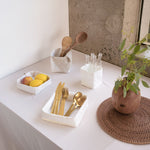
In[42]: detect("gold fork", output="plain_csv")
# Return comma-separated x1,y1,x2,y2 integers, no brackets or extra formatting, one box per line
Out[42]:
58,88,69,115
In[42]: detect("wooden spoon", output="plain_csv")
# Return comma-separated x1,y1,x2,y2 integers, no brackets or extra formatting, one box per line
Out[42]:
60,36,72,57
62,32,88,57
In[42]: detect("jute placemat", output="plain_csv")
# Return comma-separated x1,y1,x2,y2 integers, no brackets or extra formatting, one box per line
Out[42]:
97,97,150,144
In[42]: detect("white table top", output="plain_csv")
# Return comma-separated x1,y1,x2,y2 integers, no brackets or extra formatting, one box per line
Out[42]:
0,50,150,150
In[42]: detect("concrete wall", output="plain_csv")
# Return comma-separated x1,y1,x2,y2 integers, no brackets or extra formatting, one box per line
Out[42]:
69,0,142,66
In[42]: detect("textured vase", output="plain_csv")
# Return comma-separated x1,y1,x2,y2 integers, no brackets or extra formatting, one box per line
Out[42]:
112,87,141,114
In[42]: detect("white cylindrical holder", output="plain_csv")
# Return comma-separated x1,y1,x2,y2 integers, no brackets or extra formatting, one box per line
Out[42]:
80,64,103,89
50,48,72,73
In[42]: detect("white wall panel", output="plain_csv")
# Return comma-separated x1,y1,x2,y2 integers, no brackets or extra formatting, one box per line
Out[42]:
0,0,69,78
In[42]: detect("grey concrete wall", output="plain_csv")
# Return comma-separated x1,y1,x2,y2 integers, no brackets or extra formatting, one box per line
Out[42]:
69,0,142,66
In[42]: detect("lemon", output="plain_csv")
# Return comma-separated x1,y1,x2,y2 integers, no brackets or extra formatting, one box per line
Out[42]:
29,79,43,87
35,74,48,82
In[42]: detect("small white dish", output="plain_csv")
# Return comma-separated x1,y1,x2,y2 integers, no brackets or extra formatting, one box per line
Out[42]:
41,92,88,127
17,71,51,94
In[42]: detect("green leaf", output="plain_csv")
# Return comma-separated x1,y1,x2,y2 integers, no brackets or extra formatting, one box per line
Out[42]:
128,54,135,62
130,85,138,94
147,33,150,40
126,82,131,91
138,65,146,73
121,49,129,60
129,44,135,51
134,83,140,91
135,73,140,86
136,79,139,86
127,72,135,82
133,45,140,54
114,80,122,92
139,37,146,43
130,84,139,94
123,86,127,98
142,80,150,88
119,39,126,51
137,48,147,54
129,60,136,65
121,66,126,76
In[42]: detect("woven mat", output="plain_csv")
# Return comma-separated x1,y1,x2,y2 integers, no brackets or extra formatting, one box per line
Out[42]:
97,97,150,144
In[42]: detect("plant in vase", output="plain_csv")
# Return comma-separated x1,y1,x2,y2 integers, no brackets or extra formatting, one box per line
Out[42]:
112,33,150,114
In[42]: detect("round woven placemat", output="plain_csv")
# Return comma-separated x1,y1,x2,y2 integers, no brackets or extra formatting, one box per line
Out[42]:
97,96,150,144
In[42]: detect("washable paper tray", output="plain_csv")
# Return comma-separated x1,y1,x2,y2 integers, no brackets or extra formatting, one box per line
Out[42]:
41,92,88,127
17,71,51,94
50,48,72,73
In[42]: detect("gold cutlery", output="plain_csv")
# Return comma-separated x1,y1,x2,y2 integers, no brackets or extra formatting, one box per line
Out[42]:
65,95,87,116
51,82,62,113
65,92,82,116
58,88,69,115
51,82,65,114
54,82,65,114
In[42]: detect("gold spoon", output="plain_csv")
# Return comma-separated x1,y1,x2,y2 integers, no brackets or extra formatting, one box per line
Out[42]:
65,92,82,116
60,36,72,57
65,95,87,116
63,32,88,56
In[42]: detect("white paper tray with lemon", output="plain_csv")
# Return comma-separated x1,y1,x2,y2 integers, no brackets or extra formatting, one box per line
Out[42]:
17,71,51,94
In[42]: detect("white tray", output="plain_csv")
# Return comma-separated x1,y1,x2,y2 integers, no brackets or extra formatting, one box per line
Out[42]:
17,71,51,94
41,92,88,127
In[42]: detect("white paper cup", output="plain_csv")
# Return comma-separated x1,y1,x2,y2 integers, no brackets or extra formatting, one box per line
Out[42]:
50,48,72,73
80,64,103,89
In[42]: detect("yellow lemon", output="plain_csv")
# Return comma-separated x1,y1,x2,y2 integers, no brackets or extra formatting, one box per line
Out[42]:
35,74,48,82
29,79,43,87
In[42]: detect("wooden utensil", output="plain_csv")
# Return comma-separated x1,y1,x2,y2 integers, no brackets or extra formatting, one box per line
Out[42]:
62,32,88,57
60,36,72,57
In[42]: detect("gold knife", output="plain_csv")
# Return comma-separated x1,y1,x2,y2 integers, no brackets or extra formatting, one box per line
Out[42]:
51,82,62,113
54,82,65,114
59,88,69,115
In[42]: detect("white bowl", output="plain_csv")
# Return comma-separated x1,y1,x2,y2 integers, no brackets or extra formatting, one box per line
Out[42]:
41,92,88,127
17,71,51,94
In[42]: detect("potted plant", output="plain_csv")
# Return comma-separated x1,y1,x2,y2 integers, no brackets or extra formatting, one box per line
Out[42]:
112,33,150,114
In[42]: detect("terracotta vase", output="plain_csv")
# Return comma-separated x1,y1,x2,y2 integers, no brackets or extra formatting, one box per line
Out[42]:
112,87,141,114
